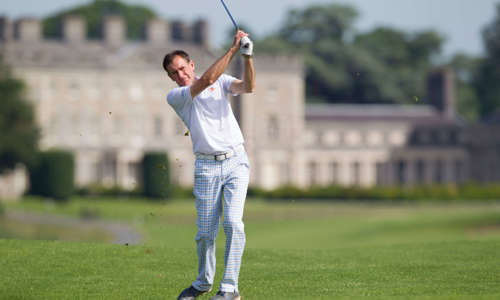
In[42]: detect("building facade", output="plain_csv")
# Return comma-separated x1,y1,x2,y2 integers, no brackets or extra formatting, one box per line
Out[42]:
0,16,497,198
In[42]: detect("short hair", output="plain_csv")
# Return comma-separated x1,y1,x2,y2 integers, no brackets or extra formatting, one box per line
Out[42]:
162,50,191,73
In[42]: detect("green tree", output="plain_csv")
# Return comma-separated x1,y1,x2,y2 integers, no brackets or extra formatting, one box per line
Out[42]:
278,4,358,45
474,4,500,118
354,28,443,104
449,53,480,122
256,3,444,104
43,0,156,40
0,58,39,174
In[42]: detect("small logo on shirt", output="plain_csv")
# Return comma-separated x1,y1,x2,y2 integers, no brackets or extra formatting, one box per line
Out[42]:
209,86,216,92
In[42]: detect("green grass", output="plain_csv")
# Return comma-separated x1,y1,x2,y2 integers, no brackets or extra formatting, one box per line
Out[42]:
1,198,500,299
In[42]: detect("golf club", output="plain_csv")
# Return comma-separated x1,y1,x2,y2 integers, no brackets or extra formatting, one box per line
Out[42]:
220,0,239,30
219,0,251,49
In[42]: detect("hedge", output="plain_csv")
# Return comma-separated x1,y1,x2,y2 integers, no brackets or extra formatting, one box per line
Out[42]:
142,152,171,199
29,150,74,201
247,183,500,202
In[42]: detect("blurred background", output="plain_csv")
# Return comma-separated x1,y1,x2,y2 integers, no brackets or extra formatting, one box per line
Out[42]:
1,0,500,198
0,0,500,241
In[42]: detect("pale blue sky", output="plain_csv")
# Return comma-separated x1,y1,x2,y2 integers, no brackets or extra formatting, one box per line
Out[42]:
1,0,498,58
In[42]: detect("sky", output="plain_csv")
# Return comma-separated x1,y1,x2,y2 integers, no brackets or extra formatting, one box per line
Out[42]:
1,0,498,58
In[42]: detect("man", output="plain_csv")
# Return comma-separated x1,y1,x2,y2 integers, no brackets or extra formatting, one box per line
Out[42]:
163,30,255,300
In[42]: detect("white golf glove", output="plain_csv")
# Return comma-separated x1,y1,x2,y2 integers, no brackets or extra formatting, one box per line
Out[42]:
240,36,253,57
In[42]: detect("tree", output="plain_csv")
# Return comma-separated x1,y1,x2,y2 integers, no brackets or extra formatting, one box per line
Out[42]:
43,0,156,40
256,3,444,104
354,28,443,104
449,53,480,122
0,58,39,174
278,4,358,45
474,4,500,119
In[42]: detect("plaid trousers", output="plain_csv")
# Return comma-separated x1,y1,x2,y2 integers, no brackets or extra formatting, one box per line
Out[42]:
192,149,250,293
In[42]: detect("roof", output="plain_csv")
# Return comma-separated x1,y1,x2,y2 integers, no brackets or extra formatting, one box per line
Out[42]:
0,40,216,70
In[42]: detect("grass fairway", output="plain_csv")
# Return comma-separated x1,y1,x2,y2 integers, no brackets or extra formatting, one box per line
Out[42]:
1,198,500,299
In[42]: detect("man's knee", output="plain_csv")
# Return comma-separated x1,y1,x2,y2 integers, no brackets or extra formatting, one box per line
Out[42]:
196,230,217,242
223,217,244,232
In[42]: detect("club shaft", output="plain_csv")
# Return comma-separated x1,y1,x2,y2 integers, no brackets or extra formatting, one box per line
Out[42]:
220,0,238,30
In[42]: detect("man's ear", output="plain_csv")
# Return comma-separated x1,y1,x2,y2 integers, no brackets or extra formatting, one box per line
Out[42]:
190,60,195,71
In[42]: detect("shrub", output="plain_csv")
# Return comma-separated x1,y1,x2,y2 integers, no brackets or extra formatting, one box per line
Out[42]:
255,183,500,202
76,184,142,198
142,152,171,199
29,150,74,201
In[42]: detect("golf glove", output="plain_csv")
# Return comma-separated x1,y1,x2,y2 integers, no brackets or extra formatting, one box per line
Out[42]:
240,36,253,57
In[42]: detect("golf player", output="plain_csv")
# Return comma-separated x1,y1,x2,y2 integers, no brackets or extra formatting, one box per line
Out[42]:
163,30,254,300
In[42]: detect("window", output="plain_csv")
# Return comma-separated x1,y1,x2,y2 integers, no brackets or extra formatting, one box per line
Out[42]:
68,80,81,101
266,84,278,102
154,117,163,137
113,116,123,135
367,130,383,147
329,161,339,184
308,161,318,186
127,162,141,185
129,84,144,101
280,162,290,185
454,160,463,183
346,130,362,146
322,131,340,147
396,160,407,184
268,115,279,140
351,161,361,185
376,162,385,185
434,159,444,183
415,159,426,184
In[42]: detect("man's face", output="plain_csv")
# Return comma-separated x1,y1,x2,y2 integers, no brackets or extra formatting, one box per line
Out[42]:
166,55,195,86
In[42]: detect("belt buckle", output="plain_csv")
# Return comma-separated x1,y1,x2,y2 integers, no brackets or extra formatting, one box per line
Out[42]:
215,153,226,161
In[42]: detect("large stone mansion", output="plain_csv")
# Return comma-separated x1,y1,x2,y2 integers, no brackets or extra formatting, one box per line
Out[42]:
0,15,498,198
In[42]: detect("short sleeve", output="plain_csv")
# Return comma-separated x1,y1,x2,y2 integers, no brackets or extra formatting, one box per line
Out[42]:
219,74,238,95
167,86,192,113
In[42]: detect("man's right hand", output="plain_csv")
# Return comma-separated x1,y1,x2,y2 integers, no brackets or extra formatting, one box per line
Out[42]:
240,36,253,57
232,30,248,49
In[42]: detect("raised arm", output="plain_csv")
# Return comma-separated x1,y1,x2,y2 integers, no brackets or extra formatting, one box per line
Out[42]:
190,30,248,99
230,56,255,94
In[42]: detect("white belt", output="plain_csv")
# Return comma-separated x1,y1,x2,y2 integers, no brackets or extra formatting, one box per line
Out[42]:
196,150,235,161
195,145,244,161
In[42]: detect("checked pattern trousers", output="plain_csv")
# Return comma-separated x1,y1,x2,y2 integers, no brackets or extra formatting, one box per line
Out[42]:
192,150,250,293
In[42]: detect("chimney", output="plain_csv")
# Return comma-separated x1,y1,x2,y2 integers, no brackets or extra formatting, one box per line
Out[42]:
427,67,456,120
144,18,169,44
171,21,191,42
192,19,208,47
0,16,12,42
62,15,86,43
13,18,41,42
102,16,125,47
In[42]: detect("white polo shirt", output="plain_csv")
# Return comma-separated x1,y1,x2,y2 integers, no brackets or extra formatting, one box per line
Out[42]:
167,74,244,155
